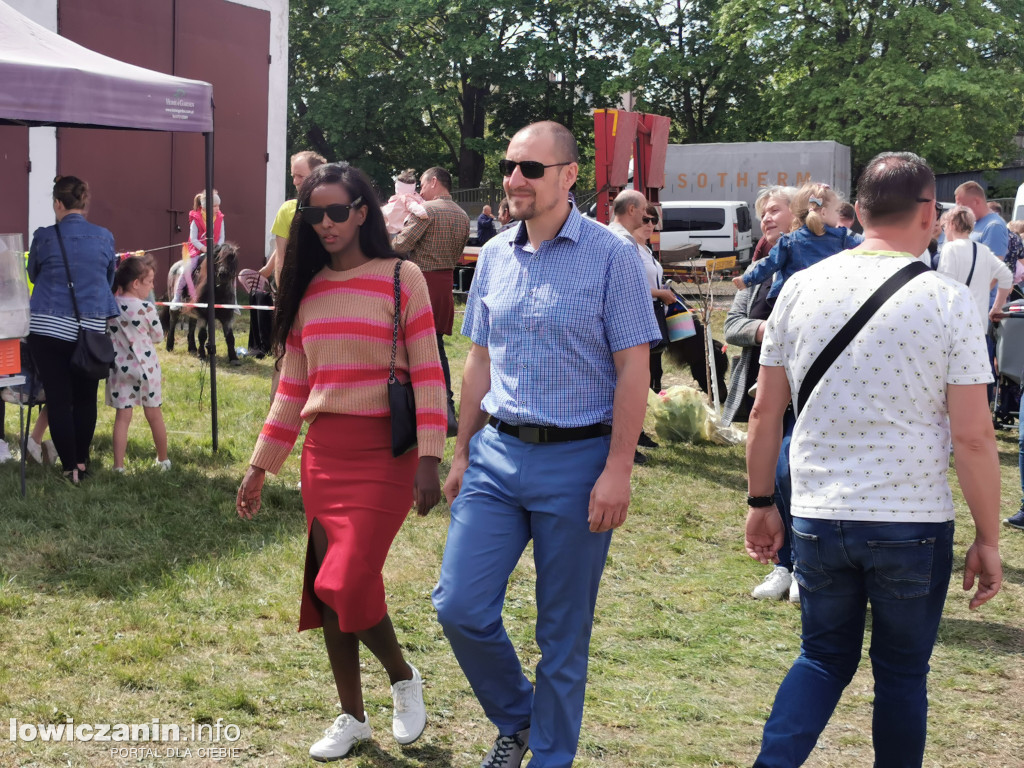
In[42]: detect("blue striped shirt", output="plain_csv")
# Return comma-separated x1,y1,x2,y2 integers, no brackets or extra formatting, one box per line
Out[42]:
462,205,661,427
30,314,106,342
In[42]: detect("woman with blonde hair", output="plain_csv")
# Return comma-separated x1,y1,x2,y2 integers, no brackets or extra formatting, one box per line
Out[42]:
733,182,860,300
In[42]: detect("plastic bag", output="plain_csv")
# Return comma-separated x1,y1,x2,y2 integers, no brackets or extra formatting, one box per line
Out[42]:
646,385,746,446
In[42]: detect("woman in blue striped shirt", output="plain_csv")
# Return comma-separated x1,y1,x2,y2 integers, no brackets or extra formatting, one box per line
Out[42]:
27,176,119,484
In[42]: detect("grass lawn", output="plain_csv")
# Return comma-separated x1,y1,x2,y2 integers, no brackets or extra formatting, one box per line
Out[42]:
1,310,1022,768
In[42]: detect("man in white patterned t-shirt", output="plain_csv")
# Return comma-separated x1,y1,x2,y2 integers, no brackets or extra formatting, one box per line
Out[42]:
742,152,1003,768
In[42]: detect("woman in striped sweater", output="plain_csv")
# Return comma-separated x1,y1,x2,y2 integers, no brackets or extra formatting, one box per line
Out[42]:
236,163,446,760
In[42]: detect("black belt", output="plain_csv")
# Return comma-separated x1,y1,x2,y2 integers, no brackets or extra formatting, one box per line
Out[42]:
488,417,612,444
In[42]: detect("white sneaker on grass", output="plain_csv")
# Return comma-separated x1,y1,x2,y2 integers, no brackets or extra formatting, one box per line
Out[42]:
155,458,171,471
26,437,44,464
309,713,371,762
41,439,59,465
391,664,426,745
482,727,530,768
789,576,800,604
0,440,12,463
751,565,792,600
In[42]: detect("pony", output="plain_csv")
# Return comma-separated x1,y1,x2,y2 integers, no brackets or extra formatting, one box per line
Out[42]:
162,242,241,365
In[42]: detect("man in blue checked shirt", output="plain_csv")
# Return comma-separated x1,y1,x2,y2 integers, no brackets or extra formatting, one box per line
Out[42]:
432,121,662,768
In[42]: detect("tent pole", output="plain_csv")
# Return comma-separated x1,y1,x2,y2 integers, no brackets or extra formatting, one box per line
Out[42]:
205,130,218,452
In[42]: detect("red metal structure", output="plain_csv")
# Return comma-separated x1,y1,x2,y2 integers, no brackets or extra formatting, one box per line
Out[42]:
593,109,671,224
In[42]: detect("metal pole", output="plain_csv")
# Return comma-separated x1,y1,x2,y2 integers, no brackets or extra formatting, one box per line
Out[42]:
204,130,218,451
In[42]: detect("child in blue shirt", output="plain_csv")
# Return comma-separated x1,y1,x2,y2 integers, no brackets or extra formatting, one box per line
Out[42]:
733,183,862,299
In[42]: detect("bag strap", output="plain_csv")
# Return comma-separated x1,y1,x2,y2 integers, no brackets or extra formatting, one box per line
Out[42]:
966,241,977,286
54,222,83,323
388,259,402,384
795,260,929,416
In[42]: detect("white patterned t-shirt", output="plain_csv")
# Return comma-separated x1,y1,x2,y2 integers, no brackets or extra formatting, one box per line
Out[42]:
760,250,992,522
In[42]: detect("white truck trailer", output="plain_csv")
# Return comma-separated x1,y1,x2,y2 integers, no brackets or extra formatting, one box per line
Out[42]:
662,140,852,237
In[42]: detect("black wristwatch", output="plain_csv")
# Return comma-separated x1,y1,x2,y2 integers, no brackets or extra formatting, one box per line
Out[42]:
746,494,776,508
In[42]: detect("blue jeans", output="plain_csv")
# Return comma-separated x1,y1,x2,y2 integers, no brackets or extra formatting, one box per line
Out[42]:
432,426,614,768
773,408,796,570
754,517,954,768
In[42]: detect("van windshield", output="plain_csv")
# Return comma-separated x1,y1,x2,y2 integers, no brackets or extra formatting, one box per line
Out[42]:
662,207,726,232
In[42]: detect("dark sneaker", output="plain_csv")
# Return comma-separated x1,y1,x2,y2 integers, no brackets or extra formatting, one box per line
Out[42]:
1004,507,1024,531
638,431,659,449
633,450,648,466
482,727,529,768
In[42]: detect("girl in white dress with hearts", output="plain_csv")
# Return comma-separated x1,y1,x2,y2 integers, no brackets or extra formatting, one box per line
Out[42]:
105,254,170,472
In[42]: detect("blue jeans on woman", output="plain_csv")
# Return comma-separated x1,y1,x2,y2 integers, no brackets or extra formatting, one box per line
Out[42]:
753,517,954,768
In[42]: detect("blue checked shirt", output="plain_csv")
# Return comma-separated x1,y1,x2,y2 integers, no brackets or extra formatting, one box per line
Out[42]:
462,205,661,427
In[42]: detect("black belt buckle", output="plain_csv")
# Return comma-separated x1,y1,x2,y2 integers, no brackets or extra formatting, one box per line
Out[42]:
518,426,543,443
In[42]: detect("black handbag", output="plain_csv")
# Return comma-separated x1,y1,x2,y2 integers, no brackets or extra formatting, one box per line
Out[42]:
387,260,417,457
652,299,669,352
55,223,115,380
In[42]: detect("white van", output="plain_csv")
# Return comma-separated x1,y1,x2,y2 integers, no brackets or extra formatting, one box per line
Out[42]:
658,201,754,264
1013,183,1024,221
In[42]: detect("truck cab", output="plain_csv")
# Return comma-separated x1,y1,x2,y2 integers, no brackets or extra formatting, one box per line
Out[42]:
658,201,754,264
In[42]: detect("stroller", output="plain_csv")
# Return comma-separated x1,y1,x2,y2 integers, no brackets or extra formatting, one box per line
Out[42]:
994,299,1024,428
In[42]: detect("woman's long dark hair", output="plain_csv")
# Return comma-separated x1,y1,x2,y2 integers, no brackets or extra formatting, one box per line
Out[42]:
271,162,402,366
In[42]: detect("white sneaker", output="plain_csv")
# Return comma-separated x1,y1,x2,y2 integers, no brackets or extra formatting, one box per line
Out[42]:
751,565,792,600
391,664,426,745
26,437,44,464
789,576,800,604
482,727,530,768
155,458,172,471
0,440,12,464
309,713,371,762
42,440,59,465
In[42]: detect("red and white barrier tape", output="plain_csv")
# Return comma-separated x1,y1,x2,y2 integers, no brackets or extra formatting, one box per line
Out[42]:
154,301,274,311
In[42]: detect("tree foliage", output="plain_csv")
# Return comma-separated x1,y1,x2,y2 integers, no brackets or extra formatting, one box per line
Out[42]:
287,0,1024,195
715,0,1024,175
288,0,624,192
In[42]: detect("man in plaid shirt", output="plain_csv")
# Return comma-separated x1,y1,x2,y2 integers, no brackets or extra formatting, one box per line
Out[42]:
393,167,470,436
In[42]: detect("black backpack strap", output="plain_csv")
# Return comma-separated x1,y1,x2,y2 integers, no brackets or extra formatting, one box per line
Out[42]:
795,260,929,416
966,241,977,286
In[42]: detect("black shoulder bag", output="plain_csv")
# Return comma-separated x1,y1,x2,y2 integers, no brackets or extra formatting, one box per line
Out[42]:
795,260,929,416
966,242,977,286
55,222,116,380
388,260,418,457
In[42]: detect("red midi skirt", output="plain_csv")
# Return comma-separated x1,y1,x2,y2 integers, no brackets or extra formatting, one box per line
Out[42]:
298,413,418,633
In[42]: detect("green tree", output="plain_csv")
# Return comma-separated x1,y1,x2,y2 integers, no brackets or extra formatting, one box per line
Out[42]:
611,0,764,144
717,0,1024,175
287,0,625,192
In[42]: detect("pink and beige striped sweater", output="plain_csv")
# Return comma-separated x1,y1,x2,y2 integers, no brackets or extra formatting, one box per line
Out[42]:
250,257,446,473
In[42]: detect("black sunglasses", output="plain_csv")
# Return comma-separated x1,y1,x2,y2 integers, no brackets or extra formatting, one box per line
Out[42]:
298,196,363,226
498,159,572,179
642,216,659,225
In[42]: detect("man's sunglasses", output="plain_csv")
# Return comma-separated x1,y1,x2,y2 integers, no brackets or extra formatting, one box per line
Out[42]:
298,197,363,225
642,216,659,225
498,159,572,179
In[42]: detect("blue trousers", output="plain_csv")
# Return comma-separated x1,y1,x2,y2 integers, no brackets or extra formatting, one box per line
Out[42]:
433,426,614,768
754,518,954,768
